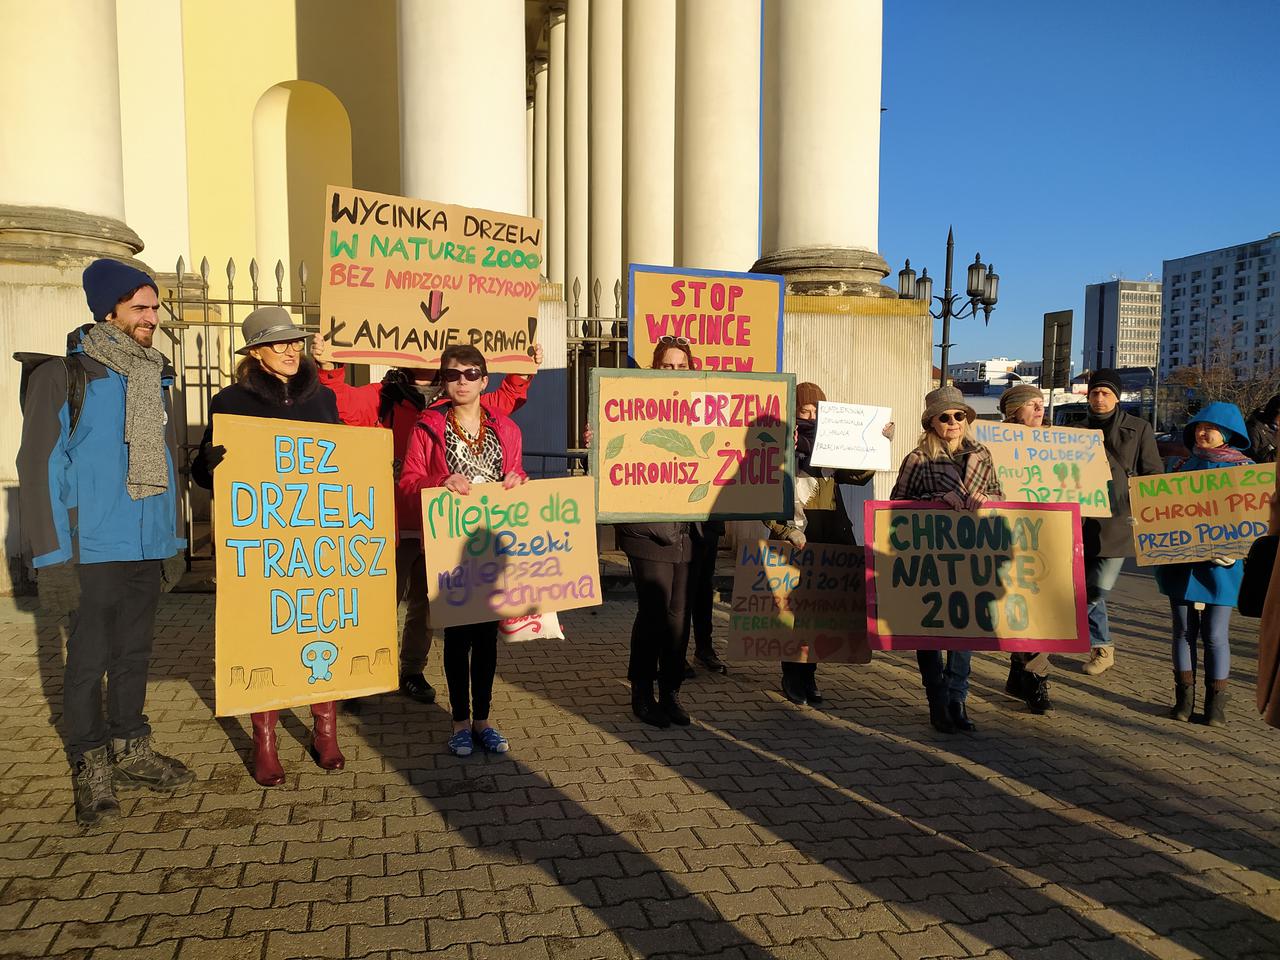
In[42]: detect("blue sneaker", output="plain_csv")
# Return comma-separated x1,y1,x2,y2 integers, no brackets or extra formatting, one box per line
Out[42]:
448,729,474,757
473,726,509,754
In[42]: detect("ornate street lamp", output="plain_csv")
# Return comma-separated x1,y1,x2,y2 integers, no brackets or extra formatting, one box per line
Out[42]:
897,227,998,386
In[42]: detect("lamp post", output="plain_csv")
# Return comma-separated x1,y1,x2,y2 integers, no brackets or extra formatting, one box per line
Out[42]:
897,227,999,386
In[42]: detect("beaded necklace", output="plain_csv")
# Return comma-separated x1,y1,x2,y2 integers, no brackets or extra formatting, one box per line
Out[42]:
447,407,488,456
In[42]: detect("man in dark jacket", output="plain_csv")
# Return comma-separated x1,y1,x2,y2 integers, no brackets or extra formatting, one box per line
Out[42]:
17,259,195,827
1080,368,1164,676
1245,395,1280,464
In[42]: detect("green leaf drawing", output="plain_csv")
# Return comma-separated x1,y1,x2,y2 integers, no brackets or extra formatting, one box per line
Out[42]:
688,482,710,503
640,428,698,458
756,431,777,444
700,430,716,454
604,434,625,460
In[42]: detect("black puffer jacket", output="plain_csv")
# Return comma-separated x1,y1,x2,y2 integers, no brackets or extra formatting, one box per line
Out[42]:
192,357,339,489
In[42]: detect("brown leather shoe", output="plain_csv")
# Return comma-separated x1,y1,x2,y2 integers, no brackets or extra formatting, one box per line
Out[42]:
251,711,285,787
309,701,346,770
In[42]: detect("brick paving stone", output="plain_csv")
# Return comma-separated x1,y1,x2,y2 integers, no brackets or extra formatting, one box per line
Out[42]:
265,927,348,959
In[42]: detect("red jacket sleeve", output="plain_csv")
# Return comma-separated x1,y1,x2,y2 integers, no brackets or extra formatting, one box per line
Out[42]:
398,416,449,497
317,364,383,427
481,373,531,417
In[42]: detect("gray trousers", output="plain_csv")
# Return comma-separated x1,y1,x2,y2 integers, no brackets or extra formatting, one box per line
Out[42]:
63,560,161,763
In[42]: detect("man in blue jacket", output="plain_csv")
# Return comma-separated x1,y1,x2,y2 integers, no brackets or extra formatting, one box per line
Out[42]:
17,258,195,827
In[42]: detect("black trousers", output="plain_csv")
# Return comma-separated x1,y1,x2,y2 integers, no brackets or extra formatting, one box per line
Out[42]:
626,555,691,695
688,528,721,653
781,661,817,681
443,622,498,722
63,559,162,763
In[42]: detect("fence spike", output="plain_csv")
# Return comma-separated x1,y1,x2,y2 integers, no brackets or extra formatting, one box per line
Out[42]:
249,258,259,283
175,255,185,278
298,261,309,285
592,278,602,314
572,276,582,312
614,279,623,316
275,260,286,286
225,258,236,283
199,257,210,282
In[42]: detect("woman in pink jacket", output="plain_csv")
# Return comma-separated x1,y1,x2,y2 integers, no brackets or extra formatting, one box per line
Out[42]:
398,345,527,756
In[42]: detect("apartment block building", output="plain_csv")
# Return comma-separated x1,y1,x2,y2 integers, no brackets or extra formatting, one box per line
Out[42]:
1083,280,1162,372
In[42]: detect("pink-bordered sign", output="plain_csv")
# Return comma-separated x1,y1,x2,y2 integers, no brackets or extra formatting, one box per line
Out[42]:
862,500,1088,653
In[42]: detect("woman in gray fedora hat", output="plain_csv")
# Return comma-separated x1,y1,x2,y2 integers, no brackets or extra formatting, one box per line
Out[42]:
891,385,1003,735
192,306,347,786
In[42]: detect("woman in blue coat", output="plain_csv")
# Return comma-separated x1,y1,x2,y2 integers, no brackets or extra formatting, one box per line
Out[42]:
1155,402,1252,726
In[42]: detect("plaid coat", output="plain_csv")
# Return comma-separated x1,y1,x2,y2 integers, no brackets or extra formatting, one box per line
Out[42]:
890,441,1004,502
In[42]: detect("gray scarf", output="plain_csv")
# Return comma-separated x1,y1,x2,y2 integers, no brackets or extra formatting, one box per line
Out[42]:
80,323,170,500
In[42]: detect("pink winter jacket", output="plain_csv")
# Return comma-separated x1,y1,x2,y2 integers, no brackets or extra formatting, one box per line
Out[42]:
398,407,527,500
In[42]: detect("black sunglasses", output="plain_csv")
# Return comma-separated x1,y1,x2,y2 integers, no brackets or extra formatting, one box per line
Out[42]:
441,367,484,383
935,412,966,424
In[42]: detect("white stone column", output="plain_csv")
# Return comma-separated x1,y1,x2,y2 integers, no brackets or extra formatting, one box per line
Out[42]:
546,6,567,286
526,92,535,218
755,0,891,296
0,0,145,592
676,0,762,271
623,0,677,271
589,0,623,317
533,57,549,236
565,0,590,312
397,0,526,214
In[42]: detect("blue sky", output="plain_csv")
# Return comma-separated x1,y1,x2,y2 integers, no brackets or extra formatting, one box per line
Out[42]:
879,0,1280,372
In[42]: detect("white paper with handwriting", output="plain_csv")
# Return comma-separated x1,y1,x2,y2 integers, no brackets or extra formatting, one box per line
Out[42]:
808,402,892,472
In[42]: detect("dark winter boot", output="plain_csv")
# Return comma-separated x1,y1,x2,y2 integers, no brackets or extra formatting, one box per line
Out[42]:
251,711,285,787
780,667,808,705
1204,687,1229,727
112,736,195,792
73,746,120,827
927,695,956,734
1025,676,1053,715
631,685,670,728
1005,660,1030,698
1169,683,1194,722
947,700,977,732
309,702,346,770
658,689,691,726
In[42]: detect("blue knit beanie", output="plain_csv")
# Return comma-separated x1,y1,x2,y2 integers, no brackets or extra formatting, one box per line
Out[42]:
82,259,158,322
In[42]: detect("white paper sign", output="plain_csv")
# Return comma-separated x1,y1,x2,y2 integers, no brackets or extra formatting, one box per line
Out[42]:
809,402,892,471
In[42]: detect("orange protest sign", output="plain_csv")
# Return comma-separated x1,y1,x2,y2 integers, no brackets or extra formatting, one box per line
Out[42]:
628,264,784,372
421,477,602,628
213,415,398,716
320,185,542,374
590,369,796,522
725,540,871,663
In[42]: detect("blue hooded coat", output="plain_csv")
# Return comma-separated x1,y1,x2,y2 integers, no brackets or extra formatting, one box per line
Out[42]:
16,325,185,568
1153,401,1253,606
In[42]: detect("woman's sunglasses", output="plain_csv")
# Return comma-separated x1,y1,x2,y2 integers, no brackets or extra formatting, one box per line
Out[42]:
658,335,690,345
441,367,484,383
934,411,966,424
266,339,305,354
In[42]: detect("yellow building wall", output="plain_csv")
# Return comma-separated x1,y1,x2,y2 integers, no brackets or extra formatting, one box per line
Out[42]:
180,0,399,293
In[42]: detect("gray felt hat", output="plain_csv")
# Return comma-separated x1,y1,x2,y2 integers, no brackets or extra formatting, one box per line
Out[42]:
237,306,308,354
920,385,976,429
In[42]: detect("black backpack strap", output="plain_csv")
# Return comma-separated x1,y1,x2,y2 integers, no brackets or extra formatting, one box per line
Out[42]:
63,355,87,437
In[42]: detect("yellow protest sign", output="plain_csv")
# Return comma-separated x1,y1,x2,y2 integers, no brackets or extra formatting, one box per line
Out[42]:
972,422,1112,517
865,501,1088,652
320,185,542,374
628,264,784,372
590,369,796,522
1130,463,1274,565
213,415,398,716
421,476,602,627
725,540,871,663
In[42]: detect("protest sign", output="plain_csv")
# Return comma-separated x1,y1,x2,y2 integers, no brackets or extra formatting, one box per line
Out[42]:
628,264,784,372
809,401,893,472
320,184,541,374
421,476,601,627
864,501,1088,652
1130,463,1274,565
725,540,871,664
972,421,1112,517
591,369,795,522
213,415,397,716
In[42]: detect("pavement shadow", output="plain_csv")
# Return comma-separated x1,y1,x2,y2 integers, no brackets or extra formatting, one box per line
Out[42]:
499,621,1280,959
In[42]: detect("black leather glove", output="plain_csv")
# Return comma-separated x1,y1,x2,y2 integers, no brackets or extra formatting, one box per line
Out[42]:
204,444,227,471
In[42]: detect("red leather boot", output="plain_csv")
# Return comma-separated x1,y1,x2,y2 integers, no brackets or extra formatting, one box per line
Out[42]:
309,701,345,770
251,711,285,786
